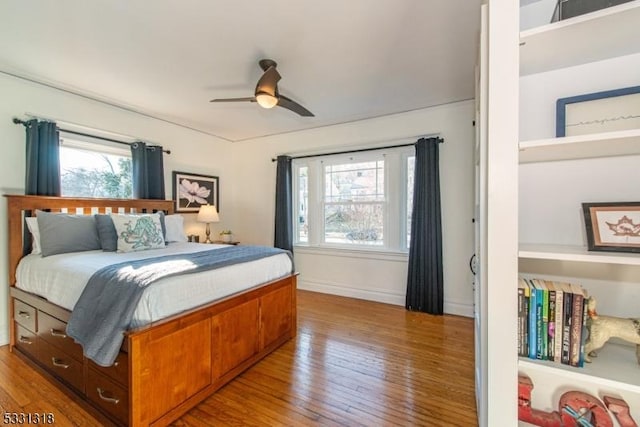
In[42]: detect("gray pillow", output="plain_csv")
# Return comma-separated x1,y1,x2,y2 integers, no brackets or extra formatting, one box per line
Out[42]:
95,214,118,251
96,212,167,251
157,211,167,243
37,210,101,257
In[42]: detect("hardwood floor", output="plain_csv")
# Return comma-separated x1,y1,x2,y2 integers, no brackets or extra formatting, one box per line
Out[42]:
0,290,477,426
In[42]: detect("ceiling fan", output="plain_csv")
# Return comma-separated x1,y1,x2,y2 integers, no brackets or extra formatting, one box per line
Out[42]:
210,59,314,117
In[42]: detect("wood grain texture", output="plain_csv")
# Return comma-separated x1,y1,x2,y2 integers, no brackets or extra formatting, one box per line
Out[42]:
0,290,477,426
5,195,297,426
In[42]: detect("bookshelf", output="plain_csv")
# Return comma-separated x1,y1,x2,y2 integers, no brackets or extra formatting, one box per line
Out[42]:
519,129,640,163
514,1,640,425
520,342,640,394
519,244,640,266
519,1,640,75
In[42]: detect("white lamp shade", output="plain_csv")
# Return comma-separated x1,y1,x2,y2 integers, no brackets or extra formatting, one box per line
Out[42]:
197,204,219,223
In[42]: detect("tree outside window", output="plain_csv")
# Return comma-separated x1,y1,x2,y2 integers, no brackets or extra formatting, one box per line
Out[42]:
60,143,132,199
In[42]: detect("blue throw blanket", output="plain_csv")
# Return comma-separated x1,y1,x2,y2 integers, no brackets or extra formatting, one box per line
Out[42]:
66,245,293,367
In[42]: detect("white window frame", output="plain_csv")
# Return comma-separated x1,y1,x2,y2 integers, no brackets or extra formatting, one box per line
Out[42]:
60,132,132,157
293,145,414,253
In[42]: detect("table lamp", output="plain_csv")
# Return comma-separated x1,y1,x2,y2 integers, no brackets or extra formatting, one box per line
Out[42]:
197,204,219,243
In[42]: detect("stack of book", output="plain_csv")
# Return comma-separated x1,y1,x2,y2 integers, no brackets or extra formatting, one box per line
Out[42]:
517,278,589,367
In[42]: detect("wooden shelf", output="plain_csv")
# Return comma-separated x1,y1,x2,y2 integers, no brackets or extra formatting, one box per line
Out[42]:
519,129,640,163
520,1,640,76
519,243,640,266
515,1,640,422
519,343,640,394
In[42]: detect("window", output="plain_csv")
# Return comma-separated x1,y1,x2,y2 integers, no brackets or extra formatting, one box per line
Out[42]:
59,134,133,198
293,146,415,252
324,159,385,245
406,155,415,245
297,166,309,243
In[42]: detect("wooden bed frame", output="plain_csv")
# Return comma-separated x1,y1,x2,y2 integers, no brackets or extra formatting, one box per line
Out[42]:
5,195,297,426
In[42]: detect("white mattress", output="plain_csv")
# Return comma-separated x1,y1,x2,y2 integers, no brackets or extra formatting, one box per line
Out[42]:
16,243,293,328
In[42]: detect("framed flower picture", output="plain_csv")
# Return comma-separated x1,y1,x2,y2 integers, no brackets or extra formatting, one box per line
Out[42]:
172,171,219,213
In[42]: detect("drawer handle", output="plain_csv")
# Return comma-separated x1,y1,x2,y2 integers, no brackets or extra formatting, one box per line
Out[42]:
51,357,70,369
18,311,31,319
49,328,67,338
18,336,33,344
97,388,120,405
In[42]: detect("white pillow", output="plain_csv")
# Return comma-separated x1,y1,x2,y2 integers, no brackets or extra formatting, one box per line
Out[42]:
111,213,165,253
164,214,188,243
25,217,41,255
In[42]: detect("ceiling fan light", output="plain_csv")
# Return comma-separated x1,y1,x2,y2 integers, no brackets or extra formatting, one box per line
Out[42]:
256,93,278,109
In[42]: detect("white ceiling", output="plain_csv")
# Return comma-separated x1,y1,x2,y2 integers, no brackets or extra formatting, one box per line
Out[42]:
0,1,481,142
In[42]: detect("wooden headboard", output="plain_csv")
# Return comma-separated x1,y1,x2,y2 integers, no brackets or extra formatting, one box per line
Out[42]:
4,195,174,286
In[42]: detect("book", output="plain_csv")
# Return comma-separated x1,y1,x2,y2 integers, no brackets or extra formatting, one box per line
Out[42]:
546,281,556,362
551,281,565,363
559,282,573,365
517,278,529,357
578,290,590,367
526,278,537,360
569,283,586,367
532,279,547,360
541,280,549,361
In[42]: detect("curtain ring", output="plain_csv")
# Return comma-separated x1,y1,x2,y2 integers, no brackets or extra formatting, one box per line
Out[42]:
132,142,139,149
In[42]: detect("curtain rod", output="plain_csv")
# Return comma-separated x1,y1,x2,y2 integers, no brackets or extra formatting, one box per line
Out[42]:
270,136,444,162
12,117,171,155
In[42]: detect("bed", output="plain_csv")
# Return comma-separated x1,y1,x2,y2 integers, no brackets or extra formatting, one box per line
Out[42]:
5,195,297,426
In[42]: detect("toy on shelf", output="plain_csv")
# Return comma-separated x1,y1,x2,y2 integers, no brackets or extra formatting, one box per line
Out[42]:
584,297,640,365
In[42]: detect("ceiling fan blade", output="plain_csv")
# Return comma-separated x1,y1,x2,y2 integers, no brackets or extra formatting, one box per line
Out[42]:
255,67,281,97
277,95,314,117
210,97,256,103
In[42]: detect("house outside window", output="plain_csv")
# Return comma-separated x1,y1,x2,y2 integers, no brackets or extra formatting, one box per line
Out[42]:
59,133,133,198
293,146,415,252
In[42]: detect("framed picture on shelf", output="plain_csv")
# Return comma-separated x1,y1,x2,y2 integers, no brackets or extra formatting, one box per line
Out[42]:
556,85,640,137
582,202,640,253
172,171,219,213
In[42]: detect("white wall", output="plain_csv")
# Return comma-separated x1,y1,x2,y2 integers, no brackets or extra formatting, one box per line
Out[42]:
520,0,557,31
231,100,476,316
0,73,233,345
0,73,476,347
520,53,640,141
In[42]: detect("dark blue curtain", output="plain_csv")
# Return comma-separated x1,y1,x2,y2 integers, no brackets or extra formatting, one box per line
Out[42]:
406,137,443,314
274,155,293,252
131,141,165,199
24,119,60,255
25,119,61,196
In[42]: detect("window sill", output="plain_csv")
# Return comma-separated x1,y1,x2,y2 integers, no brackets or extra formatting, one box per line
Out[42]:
293,245,409,262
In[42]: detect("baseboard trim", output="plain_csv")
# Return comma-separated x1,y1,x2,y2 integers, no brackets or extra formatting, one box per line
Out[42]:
444,301,474,318
298,279,405,306
298,278,474,317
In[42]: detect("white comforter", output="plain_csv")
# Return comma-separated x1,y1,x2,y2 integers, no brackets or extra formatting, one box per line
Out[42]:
16,242,292,327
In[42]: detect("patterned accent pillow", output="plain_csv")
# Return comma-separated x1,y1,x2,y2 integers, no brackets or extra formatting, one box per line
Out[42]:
111,213,166,253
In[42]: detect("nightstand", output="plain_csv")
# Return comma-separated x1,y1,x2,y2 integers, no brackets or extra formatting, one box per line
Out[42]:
212,240,240,245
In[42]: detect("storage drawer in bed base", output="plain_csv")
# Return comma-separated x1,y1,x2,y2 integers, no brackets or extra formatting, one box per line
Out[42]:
87,367,129,425
38,310,84,362
9,273,297,427
14,323,38,359
35,334,85,393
